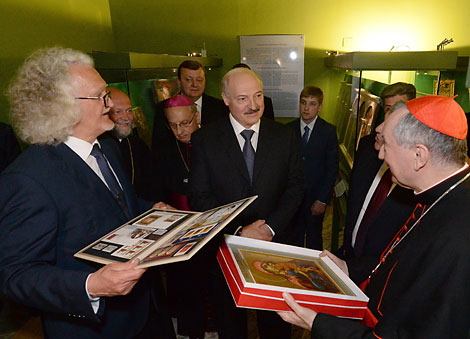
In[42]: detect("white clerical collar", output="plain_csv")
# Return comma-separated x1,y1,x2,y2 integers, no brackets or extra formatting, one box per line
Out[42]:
416,163,469,195
64,136,99,162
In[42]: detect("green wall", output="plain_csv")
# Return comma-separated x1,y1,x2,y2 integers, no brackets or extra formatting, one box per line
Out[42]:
2,0,470,124
108,0,470,123
0,0,116,123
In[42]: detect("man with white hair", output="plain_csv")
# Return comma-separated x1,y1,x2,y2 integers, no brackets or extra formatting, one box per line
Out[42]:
0,47,174,338
277,95,470,338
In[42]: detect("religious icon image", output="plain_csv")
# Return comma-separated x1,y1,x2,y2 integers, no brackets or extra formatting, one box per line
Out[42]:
136,215,161,225
153,79,179,102
143,243,185,262
238,249,346,294
130,228,152,239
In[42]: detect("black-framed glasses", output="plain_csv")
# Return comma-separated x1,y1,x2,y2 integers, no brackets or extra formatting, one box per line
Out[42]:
167,112,197,130
75,91,111,108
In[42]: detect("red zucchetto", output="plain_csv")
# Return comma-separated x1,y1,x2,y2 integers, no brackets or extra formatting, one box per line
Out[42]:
406,95,467,140
165,94,195,108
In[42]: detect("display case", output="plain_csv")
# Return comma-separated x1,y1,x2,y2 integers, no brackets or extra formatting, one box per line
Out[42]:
89,51,224,145
325,50,464,251
326,51,459,167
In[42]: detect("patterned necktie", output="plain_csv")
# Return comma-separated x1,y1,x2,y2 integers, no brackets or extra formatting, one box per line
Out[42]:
241,129,255,183
91,144,131,219
302,125,310,145
354,168,393,256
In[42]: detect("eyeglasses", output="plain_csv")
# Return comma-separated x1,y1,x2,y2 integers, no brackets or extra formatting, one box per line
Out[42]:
167,112,197,130
75,91,111,108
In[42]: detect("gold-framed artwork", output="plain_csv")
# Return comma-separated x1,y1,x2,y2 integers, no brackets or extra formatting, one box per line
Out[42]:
433,79,455,97
218,235,369,319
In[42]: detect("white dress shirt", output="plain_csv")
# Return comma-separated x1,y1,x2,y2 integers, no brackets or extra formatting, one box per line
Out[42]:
299,116,318,142
195,96,203,119
229,113,260,152
351,162,395,247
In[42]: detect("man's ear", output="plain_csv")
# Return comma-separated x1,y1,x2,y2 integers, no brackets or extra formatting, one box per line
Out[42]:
177,78,182,91
414,144,429,171
221,92,230,107
318,104,322,112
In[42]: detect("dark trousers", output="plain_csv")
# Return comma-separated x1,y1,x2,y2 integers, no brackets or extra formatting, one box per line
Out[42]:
134,300,176,339
210,259,291,339
135,270,176,339
289,199,324,250
166,251,211,337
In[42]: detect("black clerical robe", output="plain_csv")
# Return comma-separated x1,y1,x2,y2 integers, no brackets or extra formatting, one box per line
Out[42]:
311,167,470,338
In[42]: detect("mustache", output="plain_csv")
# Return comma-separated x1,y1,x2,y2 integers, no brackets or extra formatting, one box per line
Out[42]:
245,107,261,114
115,119,132,125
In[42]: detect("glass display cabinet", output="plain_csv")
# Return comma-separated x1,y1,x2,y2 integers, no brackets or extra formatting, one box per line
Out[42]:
324,50,463,251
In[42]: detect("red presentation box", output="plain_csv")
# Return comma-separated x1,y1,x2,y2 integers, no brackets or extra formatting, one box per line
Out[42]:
217,235,369,320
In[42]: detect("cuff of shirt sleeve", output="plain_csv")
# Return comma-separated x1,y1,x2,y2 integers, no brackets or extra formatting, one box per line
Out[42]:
265,224,275,236
85,274,100,314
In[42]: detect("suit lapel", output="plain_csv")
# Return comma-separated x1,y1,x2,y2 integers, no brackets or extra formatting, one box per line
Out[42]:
55,143,130,222
293,119,302,139
201,94,207,122
217,117,251,183
100,140,139,217
307,117,323,147
252,119,271,184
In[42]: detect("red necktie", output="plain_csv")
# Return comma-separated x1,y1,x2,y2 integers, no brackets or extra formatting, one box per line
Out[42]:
354,168,393,256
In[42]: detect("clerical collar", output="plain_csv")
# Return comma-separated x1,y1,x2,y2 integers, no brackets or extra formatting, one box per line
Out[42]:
415,164,470,204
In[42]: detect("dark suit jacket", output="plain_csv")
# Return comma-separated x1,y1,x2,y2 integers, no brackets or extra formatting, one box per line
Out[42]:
152,93,227,151
287,117,338,205
188,116,305,241
101,130,164,202
0,122,21,173
339,134,415,273
263,96,275,120
0,138,160,338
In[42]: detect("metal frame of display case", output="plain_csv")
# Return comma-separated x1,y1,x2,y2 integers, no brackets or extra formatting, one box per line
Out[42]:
91,51,223,84
325,51,459,252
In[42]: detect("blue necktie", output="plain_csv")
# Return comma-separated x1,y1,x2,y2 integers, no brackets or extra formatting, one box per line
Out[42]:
302,125,310,145
241,129,255,184
91,144,131,219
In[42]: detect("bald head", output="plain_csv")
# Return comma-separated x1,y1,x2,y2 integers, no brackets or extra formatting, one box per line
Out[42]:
107,87,133,139
221,68,264,128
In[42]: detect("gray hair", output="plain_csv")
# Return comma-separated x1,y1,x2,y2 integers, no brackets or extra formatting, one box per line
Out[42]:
221,68,263,97
393,102,467,167
6,47,94,145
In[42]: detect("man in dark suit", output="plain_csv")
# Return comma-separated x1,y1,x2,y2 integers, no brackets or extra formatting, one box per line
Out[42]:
188,68,305,339
102,87,163,202
337,83,417,281
287,86,338,250
152,60,227,151
278,95,470,338
0,122,21,173
0,47,174,338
